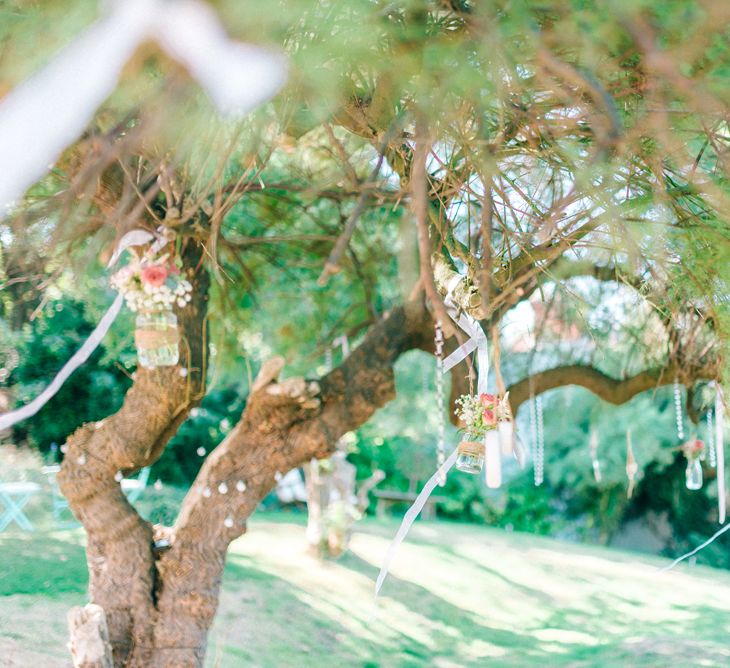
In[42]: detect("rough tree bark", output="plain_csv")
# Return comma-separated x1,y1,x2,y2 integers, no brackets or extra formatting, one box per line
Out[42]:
507,361,720,414
145,299,432,666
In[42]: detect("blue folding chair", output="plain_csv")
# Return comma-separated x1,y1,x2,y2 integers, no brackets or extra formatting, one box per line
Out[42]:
121,466,151,503
0,481,41,532
42,465,77,528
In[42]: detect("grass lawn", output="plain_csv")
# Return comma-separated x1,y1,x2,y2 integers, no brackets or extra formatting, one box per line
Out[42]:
1,512,729,667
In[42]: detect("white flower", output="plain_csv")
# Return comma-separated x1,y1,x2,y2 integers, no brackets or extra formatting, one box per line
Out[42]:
177,298,186,308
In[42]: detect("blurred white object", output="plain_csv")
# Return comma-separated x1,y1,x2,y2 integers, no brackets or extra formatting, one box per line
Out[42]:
275,469,308,504
0,0,287,215
156,1,286,115
484,430,502,489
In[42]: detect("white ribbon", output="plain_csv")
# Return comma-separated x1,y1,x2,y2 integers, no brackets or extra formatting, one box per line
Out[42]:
0,295,124,432
0,228,165,432
716,386,726,524
374,276,495,597
107,229,155,267
375,446,459,596
441,279,501,488
332,335,351,359
440,278,489,396
0,0,287,216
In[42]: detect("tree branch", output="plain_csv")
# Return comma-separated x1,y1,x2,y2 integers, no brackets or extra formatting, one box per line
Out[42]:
151,298,432,653
507,361,719,415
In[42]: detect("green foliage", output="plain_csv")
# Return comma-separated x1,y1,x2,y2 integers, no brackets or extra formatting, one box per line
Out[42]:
152,387,246,485
351,356,728,566
4,297,131,450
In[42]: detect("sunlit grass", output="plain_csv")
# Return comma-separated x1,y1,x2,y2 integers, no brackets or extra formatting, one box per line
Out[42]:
1,513,730,666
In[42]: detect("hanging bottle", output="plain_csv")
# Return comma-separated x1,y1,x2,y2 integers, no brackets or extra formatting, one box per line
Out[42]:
681,438,705,491
498,419,514,456
685,458,703,490
135,310,180,368
484,429,502,488
456,437,484,474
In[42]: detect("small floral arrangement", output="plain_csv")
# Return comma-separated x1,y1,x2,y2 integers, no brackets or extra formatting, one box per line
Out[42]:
111,249,192,312
455,392,512,438
681,438,705,462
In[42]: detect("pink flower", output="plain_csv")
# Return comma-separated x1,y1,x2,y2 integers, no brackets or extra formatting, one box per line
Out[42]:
140,265,168,287
482,408,497,425
682,438,706,460
479,393,497,408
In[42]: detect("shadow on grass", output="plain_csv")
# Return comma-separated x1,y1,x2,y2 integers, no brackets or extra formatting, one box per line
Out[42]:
221,548,536,668
216,557,364,667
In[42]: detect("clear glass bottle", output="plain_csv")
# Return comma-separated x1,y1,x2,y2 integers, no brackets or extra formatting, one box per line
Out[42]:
456,438,484,474
685,458,703,490
134,310,180,369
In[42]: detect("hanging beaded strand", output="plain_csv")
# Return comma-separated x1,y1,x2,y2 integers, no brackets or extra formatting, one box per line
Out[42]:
674,377,685,441
532,394,544,486
707,407,717,468
529,391,537,483
434,320,446,486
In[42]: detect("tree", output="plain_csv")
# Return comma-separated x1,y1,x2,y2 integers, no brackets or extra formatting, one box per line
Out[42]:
2,1,729,665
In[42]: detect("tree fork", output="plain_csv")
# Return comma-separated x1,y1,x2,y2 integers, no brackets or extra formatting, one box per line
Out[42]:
147,298,434,665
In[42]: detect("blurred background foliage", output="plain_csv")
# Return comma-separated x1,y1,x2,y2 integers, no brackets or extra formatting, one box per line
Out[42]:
3,292,726,567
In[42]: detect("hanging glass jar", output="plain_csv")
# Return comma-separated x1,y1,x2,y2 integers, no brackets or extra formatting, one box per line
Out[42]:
685,458,703,490
134,310,180,369
456,438,484,474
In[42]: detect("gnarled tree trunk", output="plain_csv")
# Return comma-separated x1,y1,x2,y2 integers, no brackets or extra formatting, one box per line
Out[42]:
59,256,433,666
